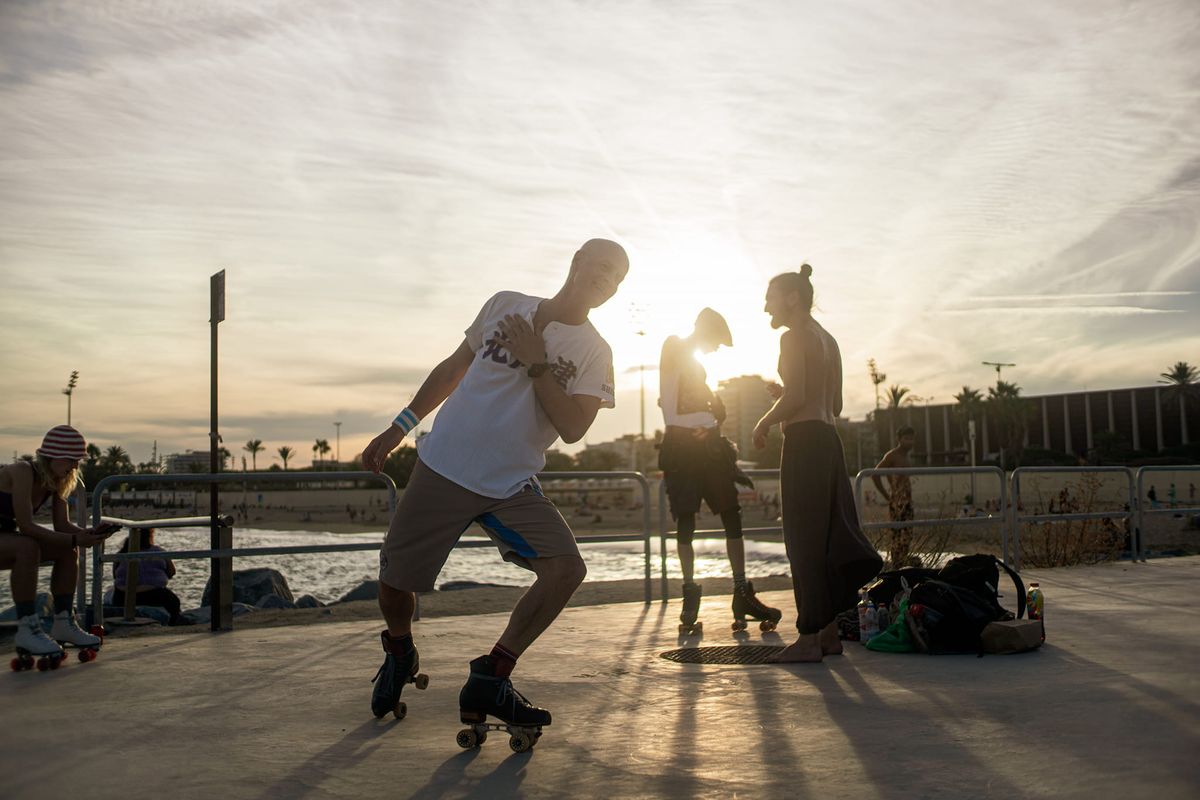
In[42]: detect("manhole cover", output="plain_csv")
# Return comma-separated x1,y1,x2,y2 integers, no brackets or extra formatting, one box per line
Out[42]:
660,646,785,665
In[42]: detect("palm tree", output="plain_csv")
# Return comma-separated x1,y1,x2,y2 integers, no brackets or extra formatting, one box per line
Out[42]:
317,438,332,467
312,440,321,469
86,443,101,464
243,439,264,471
953,386,984,452
217,446,232,471
885,384,910,442
102,445,133,473
277,445,294,471
987,380,1029,468
1159,361,1198,443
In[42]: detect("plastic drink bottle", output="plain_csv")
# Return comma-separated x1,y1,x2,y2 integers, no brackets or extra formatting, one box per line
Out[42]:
1027,582,1044,641
863,603,879,642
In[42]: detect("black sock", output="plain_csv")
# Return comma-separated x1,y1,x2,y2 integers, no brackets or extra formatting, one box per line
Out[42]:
490,643,519,678
53,594,72,614
16,601,37,619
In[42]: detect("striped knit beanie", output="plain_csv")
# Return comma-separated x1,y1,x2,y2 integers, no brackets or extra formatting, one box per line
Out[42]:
37,425,87,460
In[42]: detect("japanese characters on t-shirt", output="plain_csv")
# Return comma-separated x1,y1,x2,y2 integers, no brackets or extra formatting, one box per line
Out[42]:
418,291,616,498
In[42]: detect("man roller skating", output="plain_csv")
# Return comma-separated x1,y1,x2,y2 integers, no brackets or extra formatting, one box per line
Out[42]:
658,309,780,636
362,239,628,750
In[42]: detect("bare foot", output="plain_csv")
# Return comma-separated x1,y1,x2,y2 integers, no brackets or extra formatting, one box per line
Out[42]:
820,624,844,655
768,635,824,663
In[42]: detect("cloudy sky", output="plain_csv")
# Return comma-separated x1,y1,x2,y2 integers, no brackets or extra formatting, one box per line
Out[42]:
2,0,1198,467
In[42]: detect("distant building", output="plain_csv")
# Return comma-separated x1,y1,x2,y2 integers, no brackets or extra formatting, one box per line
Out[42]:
877,384,1193,465
164,451,210,473
717,375,774,458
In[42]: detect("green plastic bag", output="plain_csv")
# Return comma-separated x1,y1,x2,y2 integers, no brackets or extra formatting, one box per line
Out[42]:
865,598,916,653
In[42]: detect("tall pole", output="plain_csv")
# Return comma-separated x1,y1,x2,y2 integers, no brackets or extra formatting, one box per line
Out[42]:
63,370,79,426
334,421,342,465
210,270,225,633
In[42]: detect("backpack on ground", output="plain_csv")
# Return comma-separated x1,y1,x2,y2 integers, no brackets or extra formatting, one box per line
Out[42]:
905,554,1031,655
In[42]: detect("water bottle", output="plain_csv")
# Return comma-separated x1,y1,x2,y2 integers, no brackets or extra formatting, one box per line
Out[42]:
1027,582,1044,641
877,603,891,633
863,603,880,642
856,592,871,643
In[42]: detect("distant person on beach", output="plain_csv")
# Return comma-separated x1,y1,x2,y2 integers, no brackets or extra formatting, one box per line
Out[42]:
1147,485,1158,509
111,528,183,625
872,426,917,568
752,265,882,663
658,307,775,634
0,426,118,662
1167,483,1177,509
361,238,627,735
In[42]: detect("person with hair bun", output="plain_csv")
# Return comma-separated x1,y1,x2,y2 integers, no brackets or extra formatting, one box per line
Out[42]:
0,426,119,667
753,265,882,662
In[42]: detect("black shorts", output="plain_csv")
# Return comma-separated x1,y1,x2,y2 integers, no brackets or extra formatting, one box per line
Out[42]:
660,429,740,519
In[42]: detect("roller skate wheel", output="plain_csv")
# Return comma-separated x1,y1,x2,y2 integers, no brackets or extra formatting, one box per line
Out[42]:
412,672,429,690
10,657,21,672
392,701,407,720
760,620,777,632
474,727,488,746
37,657,49,672
456,729,479,749
731,620,748,632
509,732,533,753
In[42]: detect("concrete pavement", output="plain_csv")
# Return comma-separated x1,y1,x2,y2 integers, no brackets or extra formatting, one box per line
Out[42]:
2,558,1198,799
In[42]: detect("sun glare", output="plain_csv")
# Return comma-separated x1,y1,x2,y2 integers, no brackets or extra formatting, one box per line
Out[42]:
591,233,786,394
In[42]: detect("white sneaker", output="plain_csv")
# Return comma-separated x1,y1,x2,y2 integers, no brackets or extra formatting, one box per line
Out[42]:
15,614,64,657
50,610,101,648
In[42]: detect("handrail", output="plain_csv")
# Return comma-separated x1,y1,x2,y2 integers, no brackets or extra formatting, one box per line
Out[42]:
86,469,653,628
1134,465,1200,563
854,466,1010,563
89,471,398,627
1009,466,1135,571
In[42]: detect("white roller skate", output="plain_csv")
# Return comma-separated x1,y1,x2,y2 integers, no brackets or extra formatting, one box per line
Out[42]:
11,614,64,672
50,610,104,663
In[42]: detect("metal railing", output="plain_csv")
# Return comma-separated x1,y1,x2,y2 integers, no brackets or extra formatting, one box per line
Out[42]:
89,471,399,626
854,466,1010,562
87,469,653,628
1009,466,1135,571
1134,465,1200,563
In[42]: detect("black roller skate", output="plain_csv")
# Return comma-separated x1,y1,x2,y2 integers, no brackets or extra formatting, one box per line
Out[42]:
731,581,782,633
370,631,429,720
455,655,549,753
678,581,703,635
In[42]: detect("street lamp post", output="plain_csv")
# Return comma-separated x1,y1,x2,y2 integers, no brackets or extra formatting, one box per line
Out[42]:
334,421,342,466
62,370,79,425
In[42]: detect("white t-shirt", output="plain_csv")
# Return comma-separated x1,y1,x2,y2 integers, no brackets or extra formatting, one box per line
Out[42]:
659,336,717,429
417,291,616,498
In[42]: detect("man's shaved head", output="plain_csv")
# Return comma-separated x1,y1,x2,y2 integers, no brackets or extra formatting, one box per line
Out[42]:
573,238,629,276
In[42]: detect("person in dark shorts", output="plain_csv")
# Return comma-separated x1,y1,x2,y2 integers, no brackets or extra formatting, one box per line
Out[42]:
659,308,776,634
360,239,628,738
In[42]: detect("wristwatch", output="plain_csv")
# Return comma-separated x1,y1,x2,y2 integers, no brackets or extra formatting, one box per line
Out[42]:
527,362,550,379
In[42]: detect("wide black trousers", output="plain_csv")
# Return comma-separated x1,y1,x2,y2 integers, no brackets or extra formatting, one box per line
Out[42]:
781,421,883,634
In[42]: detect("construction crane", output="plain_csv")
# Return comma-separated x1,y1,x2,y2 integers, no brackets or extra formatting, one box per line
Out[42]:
982,361,1016,383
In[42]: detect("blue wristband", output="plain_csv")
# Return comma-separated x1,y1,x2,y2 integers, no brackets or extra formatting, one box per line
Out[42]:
393,408,420,435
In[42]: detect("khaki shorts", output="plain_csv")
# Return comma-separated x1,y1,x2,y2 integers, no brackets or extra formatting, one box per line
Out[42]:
379,459,581,592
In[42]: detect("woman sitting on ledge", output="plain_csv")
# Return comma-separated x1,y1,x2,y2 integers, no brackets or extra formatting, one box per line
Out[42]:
111,527,183,625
